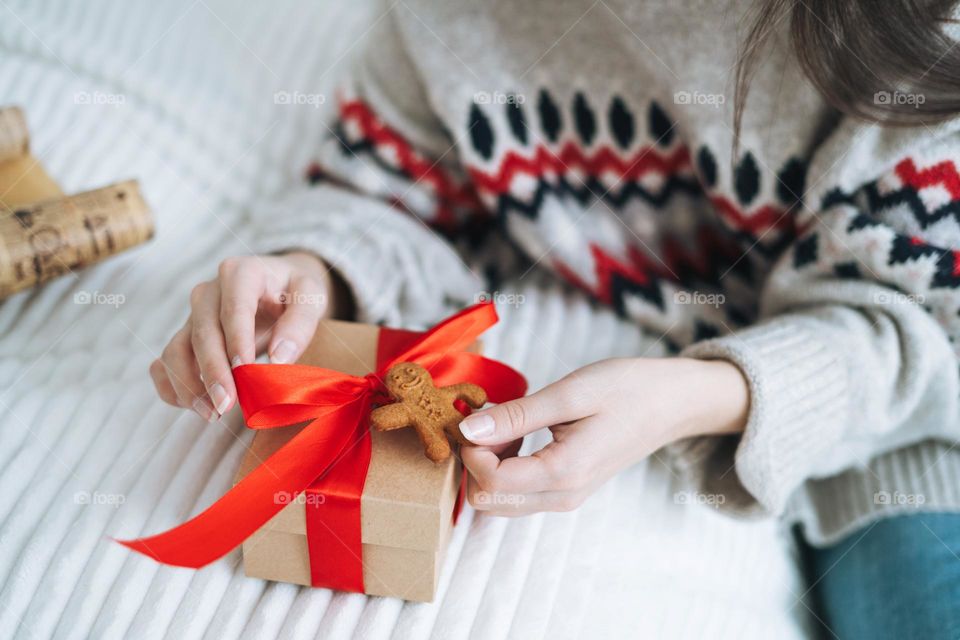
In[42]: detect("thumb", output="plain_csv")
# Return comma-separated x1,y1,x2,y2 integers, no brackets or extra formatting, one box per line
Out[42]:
458,380,591,445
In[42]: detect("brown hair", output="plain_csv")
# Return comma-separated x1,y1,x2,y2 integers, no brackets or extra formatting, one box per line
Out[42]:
735,0,960,138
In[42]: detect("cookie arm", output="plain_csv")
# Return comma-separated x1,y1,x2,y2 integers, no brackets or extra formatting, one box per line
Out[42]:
369,403,412,431
443,383,487,409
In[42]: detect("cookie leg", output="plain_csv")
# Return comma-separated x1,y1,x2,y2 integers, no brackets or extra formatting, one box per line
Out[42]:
414,422,451,462
425,438,452,462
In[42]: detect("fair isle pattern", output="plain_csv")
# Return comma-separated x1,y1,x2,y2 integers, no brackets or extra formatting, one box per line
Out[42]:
459,92,806,328
869,157,960,236
319,92,801,330
464,97,700,216
317,91,960,350
794,151,960,351
312,95,483,233
461,91,805,248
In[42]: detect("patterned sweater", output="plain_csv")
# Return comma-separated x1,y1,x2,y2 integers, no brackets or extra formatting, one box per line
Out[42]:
254,0,960,544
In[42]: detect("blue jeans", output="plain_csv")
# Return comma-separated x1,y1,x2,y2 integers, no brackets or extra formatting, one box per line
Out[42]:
799,513,960,639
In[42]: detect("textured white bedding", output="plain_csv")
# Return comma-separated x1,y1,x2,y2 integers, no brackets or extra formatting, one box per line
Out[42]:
0,1,812,637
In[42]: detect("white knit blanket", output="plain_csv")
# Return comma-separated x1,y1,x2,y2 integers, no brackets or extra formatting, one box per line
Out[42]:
0,1,811,638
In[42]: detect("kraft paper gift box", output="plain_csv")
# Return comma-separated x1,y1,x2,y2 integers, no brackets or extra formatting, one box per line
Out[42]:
234,319,469,602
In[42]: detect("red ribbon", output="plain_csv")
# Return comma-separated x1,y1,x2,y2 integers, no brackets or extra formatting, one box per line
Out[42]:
118,302,526,592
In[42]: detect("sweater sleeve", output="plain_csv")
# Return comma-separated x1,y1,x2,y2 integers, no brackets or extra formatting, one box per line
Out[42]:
669,121,960,515
248,6,488,327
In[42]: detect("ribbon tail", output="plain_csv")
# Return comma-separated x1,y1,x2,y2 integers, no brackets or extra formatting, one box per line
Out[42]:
117,400,366,567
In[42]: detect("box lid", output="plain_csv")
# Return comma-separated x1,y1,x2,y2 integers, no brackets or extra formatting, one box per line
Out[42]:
235,320,462,552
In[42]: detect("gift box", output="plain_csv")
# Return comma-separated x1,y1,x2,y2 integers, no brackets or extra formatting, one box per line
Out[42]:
118,303,526,604
235,319,467,601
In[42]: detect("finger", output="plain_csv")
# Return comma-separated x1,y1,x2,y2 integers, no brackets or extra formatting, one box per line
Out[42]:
218,257,267,367
463,441,563,494
463,414,604,494
161,325,215,421
189,281,235,416
150,358,179,406
268,274,326,364
458,375,595,445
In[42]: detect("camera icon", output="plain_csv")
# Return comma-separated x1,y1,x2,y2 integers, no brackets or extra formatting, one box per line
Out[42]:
874,91,891,105
274,91,291,105
674,91,691,105
74,91,91,105
73,291,92,304
673,291,691,304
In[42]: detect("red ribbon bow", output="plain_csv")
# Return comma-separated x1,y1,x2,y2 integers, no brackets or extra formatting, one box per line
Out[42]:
118,302,527,592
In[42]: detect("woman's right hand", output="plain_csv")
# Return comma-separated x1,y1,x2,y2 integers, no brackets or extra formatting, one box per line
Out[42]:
150,252,350,421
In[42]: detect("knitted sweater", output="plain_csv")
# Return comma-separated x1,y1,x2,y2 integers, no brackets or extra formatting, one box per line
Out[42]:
253,0,960,544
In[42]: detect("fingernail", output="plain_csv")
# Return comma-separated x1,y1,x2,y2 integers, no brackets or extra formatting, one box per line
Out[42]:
270,339,297,364
192,397,215,422
231,355,243,368
459,414,495,441
209,383,231,415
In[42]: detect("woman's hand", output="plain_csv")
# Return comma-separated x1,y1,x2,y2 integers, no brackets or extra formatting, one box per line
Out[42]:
459,357,749,515
150,252,352,421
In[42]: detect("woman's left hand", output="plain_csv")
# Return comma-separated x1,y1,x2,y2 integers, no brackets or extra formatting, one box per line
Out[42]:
459,357,750,516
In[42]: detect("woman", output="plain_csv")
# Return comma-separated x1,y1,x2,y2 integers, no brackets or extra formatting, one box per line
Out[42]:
151,1,960,636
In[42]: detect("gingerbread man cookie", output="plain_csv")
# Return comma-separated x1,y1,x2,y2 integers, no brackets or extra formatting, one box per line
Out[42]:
370,362,487,462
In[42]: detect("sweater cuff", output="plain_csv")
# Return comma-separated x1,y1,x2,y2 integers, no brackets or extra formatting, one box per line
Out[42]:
668,320,850,515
